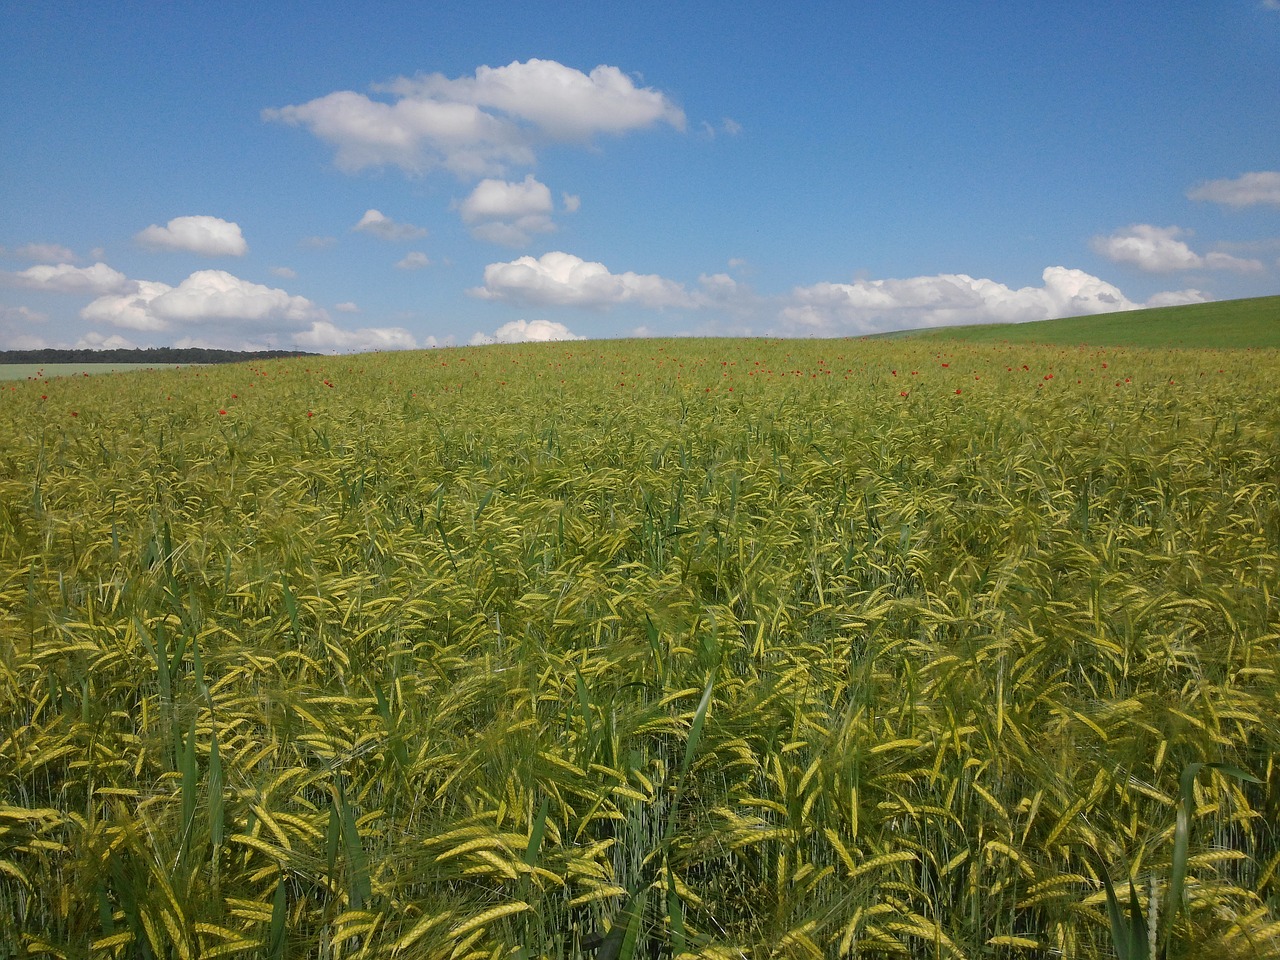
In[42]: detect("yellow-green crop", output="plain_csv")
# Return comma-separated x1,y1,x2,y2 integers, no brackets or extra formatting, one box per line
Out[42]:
1,338,1278,958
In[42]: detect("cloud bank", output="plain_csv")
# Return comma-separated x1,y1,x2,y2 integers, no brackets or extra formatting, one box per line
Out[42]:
472,251,1208,337
82,270,322,332
66,267,418,352
778,267,1160,334
135,216,248,256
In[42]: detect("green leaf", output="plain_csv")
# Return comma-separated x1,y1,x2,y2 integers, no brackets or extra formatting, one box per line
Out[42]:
268,876,288,960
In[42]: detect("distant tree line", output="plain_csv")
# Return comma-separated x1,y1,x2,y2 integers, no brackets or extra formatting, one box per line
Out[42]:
0,347,318,364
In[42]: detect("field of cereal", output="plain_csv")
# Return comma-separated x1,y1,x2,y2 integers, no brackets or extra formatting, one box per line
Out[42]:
2,332,1278,958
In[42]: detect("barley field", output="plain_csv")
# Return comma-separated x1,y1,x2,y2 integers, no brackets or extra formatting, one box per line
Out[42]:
1,336,1278,959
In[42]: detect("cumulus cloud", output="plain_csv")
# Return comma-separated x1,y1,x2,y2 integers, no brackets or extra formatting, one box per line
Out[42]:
1187,171,1280,208
459,174,557,246
2,243,78,262
776,267,1157,335
562,193,581,213
293,320,419,352
1091,224,1264,272
76,331,136,350
472,251,694,309
300,235,338,249
353,209,428,241
395,252,431,270
81,270,325,334
395,60,686,140
1145,289,1210,308
4,262,132,296
135,216,248,256
460,174,552,220
469,318,584,345
81,280,176,331
270,266,297,279
264,58,683,177
334,301,360,313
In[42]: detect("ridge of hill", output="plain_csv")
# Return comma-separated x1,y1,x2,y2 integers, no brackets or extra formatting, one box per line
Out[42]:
892,294,1280,349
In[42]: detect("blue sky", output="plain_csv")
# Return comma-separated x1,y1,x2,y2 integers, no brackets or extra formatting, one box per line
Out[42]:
2,0,1278,351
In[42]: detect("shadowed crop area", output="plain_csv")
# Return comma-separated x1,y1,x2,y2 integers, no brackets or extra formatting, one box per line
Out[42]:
1,336,1278,959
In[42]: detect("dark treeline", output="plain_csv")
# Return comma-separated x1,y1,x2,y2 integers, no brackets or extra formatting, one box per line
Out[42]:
0,347,318,365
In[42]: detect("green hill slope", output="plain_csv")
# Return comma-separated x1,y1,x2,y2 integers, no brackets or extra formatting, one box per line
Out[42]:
899,294,1280,348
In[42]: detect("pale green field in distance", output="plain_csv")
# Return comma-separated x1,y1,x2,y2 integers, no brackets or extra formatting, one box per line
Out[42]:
1,325,1278,957
0,362,192,381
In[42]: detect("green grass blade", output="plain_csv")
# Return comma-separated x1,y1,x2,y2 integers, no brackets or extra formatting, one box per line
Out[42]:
666,859,686,956
664,671,716,845
268,875,288,960
208,721,224,851
1088,846,1133,960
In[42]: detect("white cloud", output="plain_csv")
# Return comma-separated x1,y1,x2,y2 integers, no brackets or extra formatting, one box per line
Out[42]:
458,174,556,246
5,262,132,295
334,301,360,313
472,251,694,309
135,216,248,256
0,303,48,325
776,267,1163,335
1,332,52,349
80,280,175,331
459,174,552,221
1187,171,1280,208
699,116,743,139
0,303,52,347
81,270,325,334
76,331,136,350
1145,289,1209,308
293,321,420,352
353,209,428,241
396,60,685,140
300,235,338,249
2,243,78,262
562,193,581,213
270,266,297,279
265,90,531,178
264,58,683,177
395,251,431,270
470,318,585,345
1091,224,1264,272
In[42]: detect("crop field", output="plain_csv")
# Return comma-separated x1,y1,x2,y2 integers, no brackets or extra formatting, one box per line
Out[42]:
0,364,194,383
1,335,1278,959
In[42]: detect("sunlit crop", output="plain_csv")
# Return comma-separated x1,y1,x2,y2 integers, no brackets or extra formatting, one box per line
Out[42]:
2,337,1278,958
